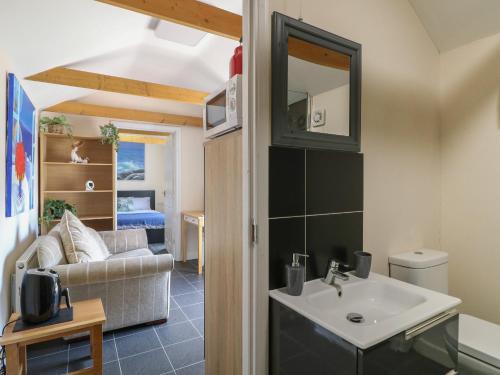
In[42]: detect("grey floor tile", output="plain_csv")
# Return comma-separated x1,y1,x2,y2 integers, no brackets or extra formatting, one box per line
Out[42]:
183,273,204,283
191,281,204,291
171,278,196,295
155,309,187,327
173,292,204,307
114,324,153,338
176,361,205,375
115,330,161,358
120,348,173,375
104,360,122,375
181,303,204,320
191,318,204,336
27,338,68,359
165,337,204,370
156,321,199,346
67,340,117,371
27,350,68,375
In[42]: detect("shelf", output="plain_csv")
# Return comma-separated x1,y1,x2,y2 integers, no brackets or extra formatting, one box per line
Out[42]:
50,216,113,222
43,162,113,166
43,133,103,141
43,190,113,194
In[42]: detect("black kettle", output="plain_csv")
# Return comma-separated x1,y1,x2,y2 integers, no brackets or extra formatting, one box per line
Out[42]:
20,268,71,324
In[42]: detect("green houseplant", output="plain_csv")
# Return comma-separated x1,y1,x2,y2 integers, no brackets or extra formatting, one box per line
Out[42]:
40,199,77,224
39,115,73,136
100,122,120,151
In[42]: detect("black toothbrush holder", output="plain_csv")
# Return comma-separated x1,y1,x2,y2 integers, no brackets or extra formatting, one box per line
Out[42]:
354,251,372,279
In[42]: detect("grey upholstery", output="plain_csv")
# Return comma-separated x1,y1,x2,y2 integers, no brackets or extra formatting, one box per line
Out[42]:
15,228,173,332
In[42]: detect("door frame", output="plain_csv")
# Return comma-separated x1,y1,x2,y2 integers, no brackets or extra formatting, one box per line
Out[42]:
114,121,182,260
243,0,272,374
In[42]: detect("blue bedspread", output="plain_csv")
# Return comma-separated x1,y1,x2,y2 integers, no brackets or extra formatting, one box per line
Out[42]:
117,210,165,230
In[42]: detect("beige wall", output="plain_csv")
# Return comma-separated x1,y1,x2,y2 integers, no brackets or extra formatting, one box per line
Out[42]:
117,143,167,211
273,0,442,275
440,32,500,324
0,50,38,326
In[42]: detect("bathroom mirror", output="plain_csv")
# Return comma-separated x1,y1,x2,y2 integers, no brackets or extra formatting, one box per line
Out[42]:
272,12,362,151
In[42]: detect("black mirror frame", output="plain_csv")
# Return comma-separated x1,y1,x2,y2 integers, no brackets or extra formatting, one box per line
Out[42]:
272,12,362,152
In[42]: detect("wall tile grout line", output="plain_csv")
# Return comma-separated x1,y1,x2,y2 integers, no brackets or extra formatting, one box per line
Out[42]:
269,210,363,220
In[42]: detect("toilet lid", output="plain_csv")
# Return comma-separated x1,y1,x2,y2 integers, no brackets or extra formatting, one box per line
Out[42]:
447,314,500,368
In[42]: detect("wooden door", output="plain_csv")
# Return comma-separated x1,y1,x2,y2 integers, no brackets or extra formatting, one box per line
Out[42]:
204,130,242,375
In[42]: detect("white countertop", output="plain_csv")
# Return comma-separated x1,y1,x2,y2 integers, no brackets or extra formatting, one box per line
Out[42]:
269,272,461,349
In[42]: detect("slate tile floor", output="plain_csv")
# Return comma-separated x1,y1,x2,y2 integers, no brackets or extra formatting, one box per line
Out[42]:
26,260,205,375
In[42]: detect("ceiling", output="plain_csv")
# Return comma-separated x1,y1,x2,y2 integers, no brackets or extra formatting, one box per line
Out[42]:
0,0,241,114
409,0,500,52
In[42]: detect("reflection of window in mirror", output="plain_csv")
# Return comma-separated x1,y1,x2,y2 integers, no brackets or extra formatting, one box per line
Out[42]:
287,36,351,136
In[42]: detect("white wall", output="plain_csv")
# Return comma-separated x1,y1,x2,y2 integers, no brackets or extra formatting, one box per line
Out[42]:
272,0,442,275
310,84,350,135
117,143,167,211
0,50,38,327
440,32,500,324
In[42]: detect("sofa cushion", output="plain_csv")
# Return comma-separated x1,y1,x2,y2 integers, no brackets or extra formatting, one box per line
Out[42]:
37,229,67,268
59,210,109,263
87,227,111,259
108,248,153,260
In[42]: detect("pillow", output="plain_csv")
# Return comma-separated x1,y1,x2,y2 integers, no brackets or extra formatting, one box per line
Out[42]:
131,197,151,210
37,233,67,268
87,227,111,259
59,210,109,263
117,197,133,212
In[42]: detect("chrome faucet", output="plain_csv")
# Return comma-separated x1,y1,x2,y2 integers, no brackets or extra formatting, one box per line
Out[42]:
322,260,349,297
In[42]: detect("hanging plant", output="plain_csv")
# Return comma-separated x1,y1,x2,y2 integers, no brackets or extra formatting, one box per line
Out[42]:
40,199,77,224
39,115,73,137
100,122,120,151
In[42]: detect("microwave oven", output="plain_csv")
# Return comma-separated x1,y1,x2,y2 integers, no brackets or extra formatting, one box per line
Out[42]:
203,74,243,138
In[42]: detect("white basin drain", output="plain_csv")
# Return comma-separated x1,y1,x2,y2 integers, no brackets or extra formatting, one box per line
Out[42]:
346,312,364,323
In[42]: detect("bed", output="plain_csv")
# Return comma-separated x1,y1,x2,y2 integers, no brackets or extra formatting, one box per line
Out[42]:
117,190,165,244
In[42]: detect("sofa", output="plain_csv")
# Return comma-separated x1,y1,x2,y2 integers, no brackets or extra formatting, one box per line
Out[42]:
15,225,173,332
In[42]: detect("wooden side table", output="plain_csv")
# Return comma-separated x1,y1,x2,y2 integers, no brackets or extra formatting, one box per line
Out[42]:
181,211,205,274
0,299,106,375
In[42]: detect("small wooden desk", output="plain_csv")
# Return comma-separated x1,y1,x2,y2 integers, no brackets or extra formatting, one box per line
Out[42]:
0,299,106,375
181,211,205,274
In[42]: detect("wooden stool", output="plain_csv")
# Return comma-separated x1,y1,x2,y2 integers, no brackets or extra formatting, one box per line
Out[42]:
0,299,106,375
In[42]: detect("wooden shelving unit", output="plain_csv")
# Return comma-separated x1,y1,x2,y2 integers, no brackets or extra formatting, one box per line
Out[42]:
40,133,116,234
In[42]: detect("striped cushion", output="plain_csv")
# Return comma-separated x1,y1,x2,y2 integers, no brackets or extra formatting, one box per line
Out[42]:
37,229,67,268
60,210,108,263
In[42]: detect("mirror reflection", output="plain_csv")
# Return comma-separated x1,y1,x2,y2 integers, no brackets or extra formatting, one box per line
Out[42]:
287,36,350,136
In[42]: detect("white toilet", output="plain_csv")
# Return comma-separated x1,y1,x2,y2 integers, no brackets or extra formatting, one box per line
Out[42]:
389,249,500,375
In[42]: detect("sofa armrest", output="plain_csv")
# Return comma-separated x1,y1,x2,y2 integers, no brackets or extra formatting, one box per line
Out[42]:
98,229,148,255
52,254,173,287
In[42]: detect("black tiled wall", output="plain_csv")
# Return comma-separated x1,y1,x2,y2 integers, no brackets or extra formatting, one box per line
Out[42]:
269,146,363,290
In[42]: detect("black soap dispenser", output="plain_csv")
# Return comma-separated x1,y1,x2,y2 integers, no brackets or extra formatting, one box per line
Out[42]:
286,253,309,296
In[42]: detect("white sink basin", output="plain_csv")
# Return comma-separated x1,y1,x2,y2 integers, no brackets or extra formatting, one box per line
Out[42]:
306,279,427,325
269,272,461,349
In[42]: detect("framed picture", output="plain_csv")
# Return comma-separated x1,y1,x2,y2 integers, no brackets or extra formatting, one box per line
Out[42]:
5,73,36,217
117,142,145,180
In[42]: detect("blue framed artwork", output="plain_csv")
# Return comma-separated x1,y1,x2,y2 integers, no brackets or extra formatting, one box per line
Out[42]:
117,142,145,180
6,73,36,217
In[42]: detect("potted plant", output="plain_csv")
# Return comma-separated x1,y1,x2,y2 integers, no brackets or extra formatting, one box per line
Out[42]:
100,122,120,151
39,115,73,136
40,199,77,224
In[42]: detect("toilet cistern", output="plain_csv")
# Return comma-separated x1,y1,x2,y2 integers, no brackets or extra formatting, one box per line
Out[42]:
322,259,349,297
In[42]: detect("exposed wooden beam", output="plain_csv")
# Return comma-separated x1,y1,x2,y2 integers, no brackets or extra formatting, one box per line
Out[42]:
288,36,350,71
97,0,242,40
27,67,208,105
43,101,203,128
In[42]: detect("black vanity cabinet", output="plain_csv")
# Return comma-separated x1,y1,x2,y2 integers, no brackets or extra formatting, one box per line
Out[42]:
270,299,459,375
